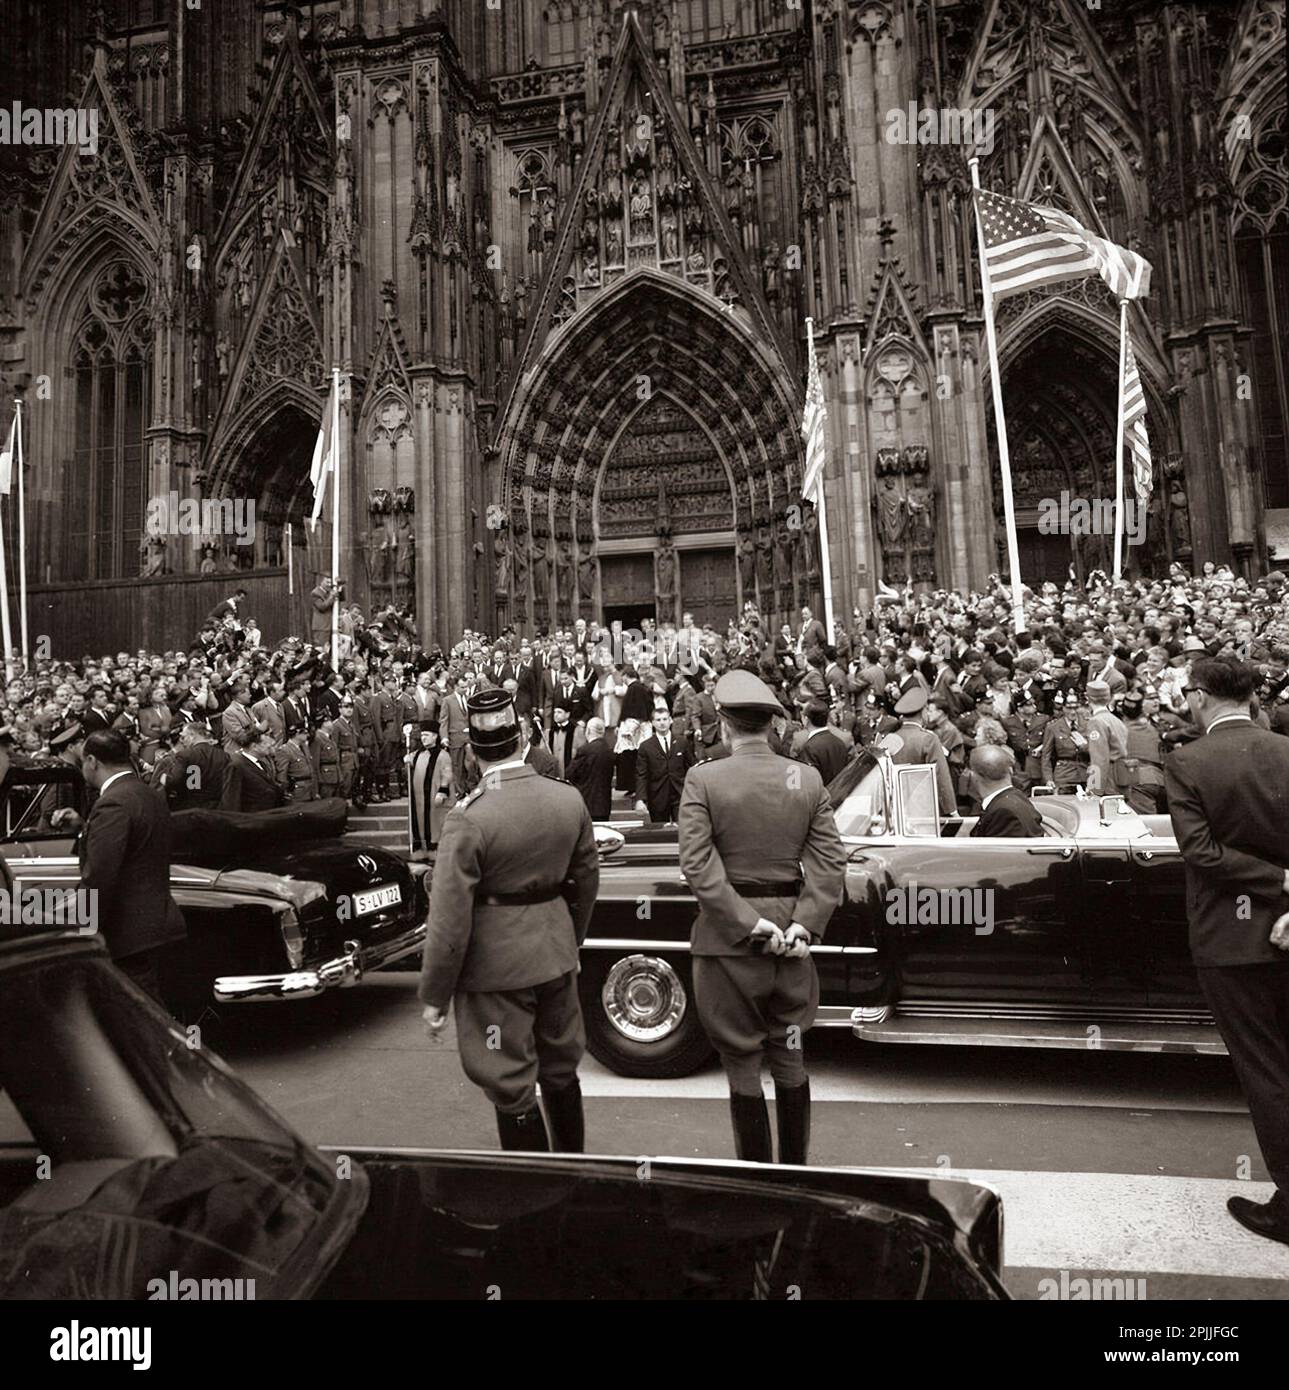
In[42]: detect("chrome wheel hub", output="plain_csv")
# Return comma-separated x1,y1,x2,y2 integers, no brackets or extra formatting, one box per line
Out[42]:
601,955,687,1043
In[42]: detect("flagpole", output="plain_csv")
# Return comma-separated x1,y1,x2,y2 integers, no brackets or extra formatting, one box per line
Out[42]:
287,521,294,595
805,317,836,640
1112,298,1129,582
14,398,28,669
0,468,12,684
330,367,341,673
969,158,1026,636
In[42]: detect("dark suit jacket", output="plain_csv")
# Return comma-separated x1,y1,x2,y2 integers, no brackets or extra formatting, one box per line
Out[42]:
635,733,693,822
798,728,849,787
78,773,186,960
971,786,1044,838
1165,719,1289,966
567,735,616,820
221,751,286,812
82,707,115,735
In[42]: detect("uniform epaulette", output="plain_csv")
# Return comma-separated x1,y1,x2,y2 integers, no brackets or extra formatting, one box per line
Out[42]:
453,785,486,812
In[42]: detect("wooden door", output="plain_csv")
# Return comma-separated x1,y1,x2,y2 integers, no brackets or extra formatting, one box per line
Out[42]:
679,548,736,630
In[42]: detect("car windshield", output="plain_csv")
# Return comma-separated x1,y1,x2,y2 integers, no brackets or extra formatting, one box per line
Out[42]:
0,944,347,1298
826,751,889,837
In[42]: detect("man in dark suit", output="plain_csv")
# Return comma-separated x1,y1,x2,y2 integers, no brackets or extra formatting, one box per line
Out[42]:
82,687,115,735
1166,658,1289,1246
968,745,1044,837
797,701,849,787
78,730,187,1001
159,720,231,810
633,707,693,824
678,671,846,1166
420,689,599,1152
567,717,616,820
221,734,287,812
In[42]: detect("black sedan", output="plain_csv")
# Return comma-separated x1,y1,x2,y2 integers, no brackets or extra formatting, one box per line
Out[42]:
0,931,1008,1300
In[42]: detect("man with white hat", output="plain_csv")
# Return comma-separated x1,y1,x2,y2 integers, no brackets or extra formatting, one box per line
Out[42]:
677,670,846,1166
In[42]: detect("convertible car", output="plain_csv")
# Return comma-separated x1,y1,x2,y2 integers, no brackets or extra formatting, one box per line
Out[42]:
579,748,1223,1078
0,765,429,1014
0,930,1008,1299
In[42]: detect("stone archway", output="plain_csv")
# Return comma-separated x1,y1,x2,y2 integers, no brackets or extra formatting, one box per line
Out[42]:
212,399,318,577
992,324,1173,583
493,270,809,634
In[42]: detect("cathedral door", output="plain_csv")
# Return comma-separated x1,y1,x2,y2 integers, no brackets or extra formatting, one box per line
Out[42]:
599,552,657,633
679,548,736,630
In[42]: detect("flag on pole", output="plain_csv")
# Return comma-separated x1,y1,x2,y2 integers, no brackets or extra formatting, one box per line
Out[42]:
1122,329,1153,504
309,378,336,525
973,189,1152,301
801,324,827,504
0,415,14,495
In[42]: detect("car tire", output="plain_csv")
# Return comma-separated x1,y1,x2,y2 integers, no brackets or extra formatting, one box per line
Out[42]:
581,952,714,1079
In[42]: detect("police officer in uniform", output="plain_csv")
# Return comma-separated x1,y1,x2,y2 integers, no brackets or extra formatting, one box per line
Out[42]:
883,685,956,815
1084,679,1127,795
678,671,846,1165
420,688,600,1152
1118,691,1168,813
1039,690,1091,792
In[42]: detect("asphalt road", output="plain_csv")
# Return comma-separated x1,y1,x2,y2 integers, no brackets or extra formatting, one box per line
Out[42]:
208,971,1289,1302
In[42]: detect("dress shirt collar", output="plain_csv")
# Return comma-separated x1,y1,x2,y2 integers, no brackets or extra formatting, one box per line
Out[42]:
1206,713,1254,733
100,770,134,795
980,785,1011,812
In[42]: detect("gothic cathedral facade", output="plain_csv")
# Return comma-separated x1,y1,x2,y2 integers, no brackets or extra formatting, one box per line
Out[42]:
0,0,1284,651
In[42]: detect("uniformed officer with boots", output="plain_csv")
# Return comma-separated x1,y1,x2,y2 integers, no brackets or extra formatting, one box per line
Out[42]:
420,687,600,1152
678,670,846,1166
883,685,956,814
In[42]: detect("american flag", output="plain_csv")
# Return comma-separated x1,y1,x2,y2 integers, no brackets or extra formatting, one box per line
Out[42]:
974,189,1151,302
1122,328,1152,503
801,320,827,503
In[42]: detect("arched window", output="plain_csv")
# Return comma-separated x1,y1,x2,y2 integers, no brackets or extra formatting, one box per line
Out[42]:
67,259,151,581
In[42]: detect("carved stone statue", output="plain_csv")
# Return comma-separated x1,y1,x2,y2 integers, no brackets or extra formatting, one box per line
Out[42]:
737,526,756,596
876,476,907,549
494,530,510,598
1169,480,1192,552
655,540,677,610
754,520,774,590
630,177,652,240
556,533,575,608
801,501,820,578
660,209,679,260
139,532,167,577
530,527,550,605
906,482,935,547
773,516,792,591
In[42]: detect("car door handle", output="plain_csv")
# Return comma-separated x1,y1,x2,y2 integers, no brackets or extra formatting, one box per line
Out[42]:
1026,845,1073,858
1138,849,1182,861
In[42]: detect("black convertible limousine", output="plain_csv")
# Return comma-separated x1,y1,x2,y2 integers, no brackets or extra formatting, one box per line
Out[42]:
577,748,1224,1078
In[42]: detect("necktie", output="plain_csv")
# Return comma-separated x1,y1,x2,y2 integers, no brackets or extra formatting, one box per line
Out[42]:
661,738,668,756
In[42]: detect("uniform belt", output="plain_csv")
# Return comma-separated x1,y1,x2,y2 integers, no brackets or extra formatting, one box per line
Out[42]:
728,879,802,897
479,885,566,906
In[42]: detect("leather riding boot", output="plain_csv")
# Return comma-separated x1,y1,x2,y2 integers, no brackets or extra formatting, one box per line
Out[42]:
728,1092,773,1163
495,1104,550,1152
774,1079,811,1166
541,1078,585,1153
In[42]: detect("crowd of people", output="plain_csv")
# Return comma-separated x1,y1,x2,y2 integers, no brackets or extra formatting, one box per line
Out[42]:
1,560,1287,844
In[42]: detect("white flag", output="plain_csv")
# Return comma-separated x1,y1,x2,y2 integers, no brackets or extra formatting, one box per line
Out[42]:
0,416,14,496
309,379,335,524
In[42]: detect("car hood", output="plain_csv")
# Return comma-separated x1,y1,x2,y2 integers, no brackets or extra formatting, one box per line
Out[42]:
315,1148,1006,1300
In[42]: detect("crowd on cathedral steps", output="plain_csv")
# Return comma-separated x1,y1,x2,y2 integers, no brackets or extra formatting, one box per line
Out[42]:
2,561,1288,849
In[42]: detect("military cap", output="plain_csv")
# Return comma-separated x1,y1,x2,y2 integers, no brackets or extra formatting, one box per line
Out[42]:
1085,679,1111,699
713,670,783,718
1182,635,1208,654
466,687,519,752
893,685,929,716
49,723,85,753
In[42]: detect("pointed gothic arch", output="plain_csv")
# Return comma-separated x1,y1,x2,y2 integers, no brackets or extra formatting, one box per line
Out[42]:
495,267,805,630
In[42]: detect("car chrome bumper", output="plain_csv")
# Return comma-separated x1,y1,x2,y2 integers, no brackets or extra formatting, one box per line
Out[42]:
213,920,426,1003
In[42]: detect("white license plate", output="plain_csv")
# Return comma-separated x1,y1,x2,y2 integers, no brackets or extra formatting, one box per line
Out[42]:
354,883,402,917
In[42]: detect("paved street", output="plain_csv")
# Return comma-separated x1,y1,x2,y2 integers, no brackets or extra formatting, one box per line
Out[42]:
210,968,1289,1302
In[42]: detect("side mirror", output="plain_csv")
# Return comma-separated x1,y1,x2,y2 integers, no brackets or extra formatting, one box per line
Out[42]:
593,824,624,857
